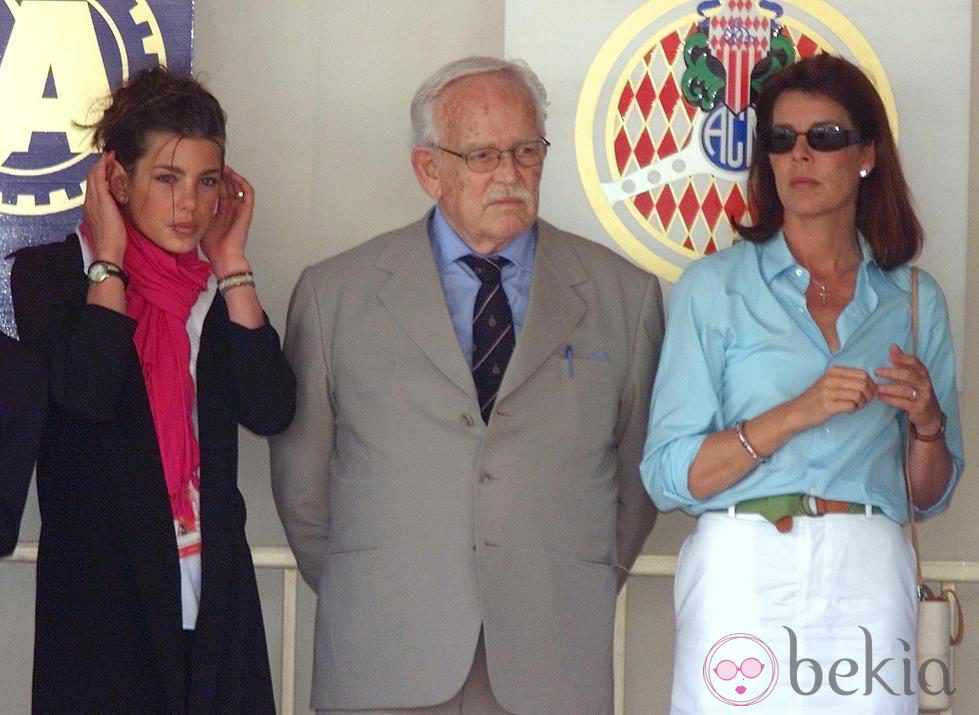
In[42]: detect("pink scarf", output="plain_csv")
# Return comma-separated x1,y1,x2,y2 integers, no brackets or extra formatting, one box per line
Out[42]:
80,221,212,528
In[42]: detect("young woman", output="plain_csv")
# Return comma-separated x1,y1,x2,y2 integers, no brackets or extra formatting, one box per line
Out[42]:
12,67,295,714
642,55,962,713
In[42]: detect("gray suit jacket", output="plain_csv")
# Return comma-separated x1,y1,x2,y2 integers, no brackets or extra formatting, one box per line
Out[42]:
270,215,663,714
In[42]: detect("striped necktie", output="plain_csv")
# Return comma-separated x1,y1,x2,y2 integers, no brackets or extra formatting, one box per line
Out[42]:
460,254,514,423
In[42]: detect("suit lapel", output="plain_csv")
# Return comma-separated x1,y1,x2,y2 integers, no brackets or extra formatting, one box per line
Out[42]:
497,224,587,405
376,221,477,400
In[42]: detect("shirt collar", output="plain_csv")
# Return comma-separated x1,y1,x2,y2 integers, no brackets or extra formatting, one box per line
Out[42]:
757,228,877,284
428,205,536,271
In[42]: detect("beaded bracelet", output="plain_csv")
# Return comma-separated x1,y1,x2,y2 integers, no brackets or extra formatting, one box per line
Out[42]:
735,419,770,464
217,271,255,293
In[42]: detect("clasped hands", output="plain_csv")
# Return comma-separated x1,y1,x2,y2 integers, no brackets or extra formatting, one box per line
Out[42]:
798,344,943,435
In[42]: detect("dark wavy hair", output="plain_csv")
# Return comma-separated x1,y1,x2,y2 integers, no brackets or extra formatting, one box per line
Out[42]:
89,66,226,170
736,54,921,268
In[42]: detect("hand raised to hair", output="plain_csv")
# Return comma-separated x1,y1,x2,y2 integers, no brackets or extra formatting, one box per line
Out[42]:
200,166,254,276
83,152,128,265
875,344,943,435
789,365,879,430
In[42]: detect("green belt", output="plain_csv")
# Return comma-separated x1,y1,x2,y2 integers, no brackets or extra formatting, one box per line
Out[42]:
731,495,882,528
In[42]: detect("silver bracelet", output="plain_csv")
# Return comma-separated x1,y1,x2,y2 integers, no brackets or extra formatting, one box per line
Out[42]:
217,271,255,293
735,419,769,464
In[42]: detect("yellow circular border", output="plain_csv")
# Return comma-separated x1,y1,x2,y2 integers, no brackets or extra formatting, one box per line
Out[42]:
0,0,167,215
607,13,704,266
576,0,897,282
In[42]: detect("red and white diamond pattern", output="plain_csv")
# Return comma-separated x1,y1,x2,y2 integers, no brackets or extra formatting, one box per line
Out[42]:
708,0,771,113
610,24,821,257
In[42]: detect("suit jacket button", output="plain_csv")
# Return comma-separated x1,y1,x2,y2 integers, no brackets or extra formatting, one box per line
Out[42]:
462,413,475,427
479,471,491,483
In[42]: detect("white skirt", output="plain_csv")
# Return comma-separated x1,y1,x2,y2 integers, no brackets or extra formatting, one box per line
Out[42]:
670,511,918,714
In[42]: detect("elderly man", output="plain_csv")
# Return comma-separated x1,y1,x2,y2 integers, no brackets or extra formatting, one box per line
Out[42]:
271,56,663,714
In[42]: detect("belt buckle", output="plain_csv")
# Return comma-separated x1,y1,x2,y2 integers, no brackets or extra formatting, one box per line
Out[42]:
804,497,857,516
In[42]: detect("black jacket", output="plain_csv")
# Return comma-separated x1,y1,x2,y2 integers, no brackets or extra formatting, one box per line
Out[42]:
12,236,296,714
0,331,47,556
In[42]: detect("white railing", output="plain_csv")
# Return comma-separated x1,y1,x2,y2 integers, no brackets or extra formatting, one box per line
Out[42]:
6,545,977,715
251,546,299,714
615,555,979,715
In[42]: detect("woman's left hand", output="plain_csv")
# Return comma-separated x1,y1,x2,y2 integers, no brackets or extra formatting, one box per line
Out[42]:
201,166,254,275
875,344,944,435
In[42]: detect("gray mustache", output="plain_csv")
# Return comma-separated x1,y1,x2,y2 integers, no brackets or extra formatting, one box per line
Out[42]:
482,188,534,207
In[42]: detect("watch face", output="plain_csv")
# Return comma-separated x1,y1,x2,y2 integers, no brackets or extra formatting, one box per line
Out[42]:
88,263,109,283
87,261,127,287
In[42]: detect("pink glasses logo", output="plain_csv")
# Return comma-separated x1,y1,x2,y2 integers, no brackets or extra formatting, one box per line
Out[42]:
703,633,779,706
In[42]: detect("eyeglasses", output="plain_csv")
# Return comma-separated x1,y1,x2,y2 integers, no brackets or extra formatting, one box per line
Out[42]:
713,657,766,681
436,138,551,173
759,124,865,154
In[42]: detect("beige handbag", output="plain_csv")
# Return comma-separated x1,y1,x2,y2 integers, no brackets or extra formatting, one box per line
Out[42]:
906,267,964,712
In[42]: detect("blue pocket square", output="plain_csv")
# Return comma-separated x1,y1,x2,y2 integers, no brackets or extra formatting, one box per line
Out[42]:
590,351,609,362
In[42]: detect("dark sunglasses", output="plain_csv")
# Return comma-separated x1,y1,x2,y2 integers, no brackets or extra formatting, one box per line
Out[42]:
759,124,865,154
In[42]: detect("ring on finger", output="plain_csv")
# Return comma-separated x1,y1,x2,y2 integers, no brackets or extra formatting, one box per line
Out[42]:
910,388,919,401
236,190,245,200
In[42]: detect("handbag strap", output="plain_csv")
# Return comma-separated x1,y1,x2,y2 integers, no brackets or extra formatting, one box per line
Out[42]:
904,266,925,594
906,268,965,645
948,587,965,646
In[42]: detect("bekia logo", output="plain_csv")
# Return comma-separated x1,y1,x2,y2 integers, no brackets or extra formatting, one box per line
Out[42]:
704,627,954,705
703,633,778,706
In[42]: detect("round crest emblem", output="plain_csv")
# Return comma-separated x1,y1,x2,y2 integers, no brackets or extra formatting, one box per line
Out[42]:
575,0,895,281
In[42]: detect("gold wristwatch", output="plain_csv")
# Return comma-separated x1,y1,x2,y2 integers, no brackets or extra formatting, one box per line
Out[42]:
87,261,129,288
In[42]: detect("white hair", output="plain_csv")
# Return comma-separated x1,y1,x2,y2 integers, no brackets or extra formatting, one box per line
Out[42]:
410,56,549,147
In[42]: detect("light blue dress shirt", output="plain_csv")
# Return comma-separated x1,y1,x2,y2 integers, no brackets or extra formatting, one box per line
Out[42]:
641,230,963,523
428,206,536,366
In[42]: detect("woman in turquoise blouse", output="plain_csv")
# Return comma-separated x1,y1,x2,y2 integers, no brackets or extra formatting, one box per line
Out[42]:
641,54,962,714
